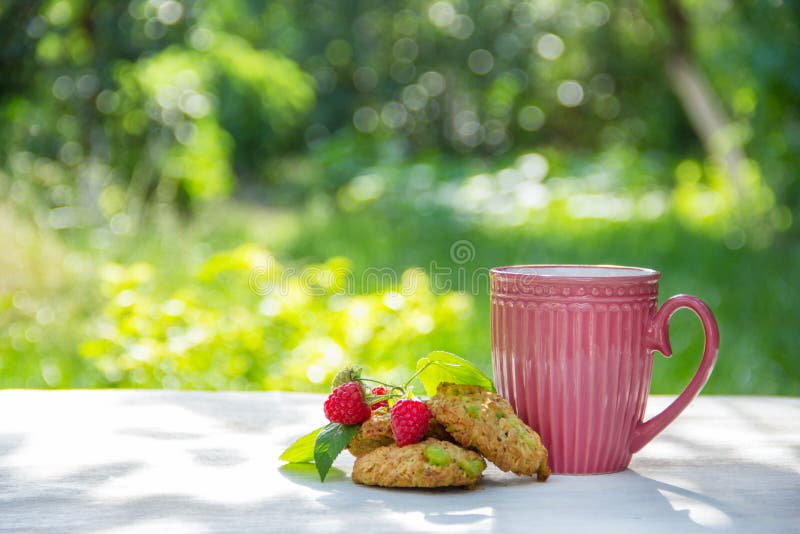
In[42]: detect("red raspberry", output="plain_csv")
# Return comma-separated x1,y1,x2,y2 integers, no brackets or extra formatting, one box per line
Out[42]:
370,386,389,410
390,399,431,446
324,381,371,425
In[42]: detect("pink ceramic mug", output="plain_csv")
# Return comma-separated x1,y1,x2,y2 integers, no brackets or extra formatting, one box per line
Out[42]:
490,265,719,474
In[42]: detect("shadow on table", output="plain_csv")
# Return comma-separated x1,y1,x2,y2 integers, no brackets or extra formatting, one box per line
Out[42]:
277,463,743,533
488,470,730,533
278,463,494,529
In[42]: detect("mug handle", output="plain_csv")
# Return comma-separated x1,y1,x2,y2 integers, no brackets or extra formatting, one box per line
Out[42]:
629,294,720,454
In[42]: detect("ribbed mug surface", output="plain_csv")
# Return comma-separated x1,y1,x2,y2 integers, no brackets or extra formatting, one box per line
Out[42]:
491,265,691,474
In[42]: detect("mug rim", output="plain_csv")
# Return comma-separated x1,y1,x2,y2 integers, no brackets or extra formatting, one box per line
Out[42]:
490,264,660,282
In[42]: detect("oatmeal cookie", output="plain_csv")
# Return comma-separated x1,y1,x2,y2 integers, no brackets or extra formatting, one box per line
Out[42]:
352,438,485,488
430,383,550,480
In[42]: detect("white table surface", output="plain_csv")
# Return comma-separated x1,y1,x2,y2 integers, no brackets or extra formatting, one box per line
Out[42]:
0,390,798,533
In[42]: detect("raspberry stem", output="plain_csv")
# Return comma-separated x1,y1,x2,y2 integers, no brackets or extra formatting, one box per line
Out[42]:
359,377,397,388
402,360,435,391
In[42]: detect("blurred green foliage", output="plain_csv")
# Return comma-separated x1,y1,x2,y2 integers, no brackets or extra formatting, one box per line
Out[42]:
78,246,472,391
0,0,798,393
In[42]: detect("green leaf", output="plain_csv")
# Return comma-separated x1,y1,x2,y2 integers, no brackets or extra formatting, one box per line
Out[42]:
314,423,359,482
279,426,323,463
415,351,495,396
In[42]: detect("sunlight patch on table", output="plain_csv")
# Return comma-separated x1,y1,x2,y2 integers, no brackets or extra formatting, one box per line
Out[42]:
0,392,333,508
1,396,221,479
659,489,733,529
91,518,211,534
376,507,493,533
